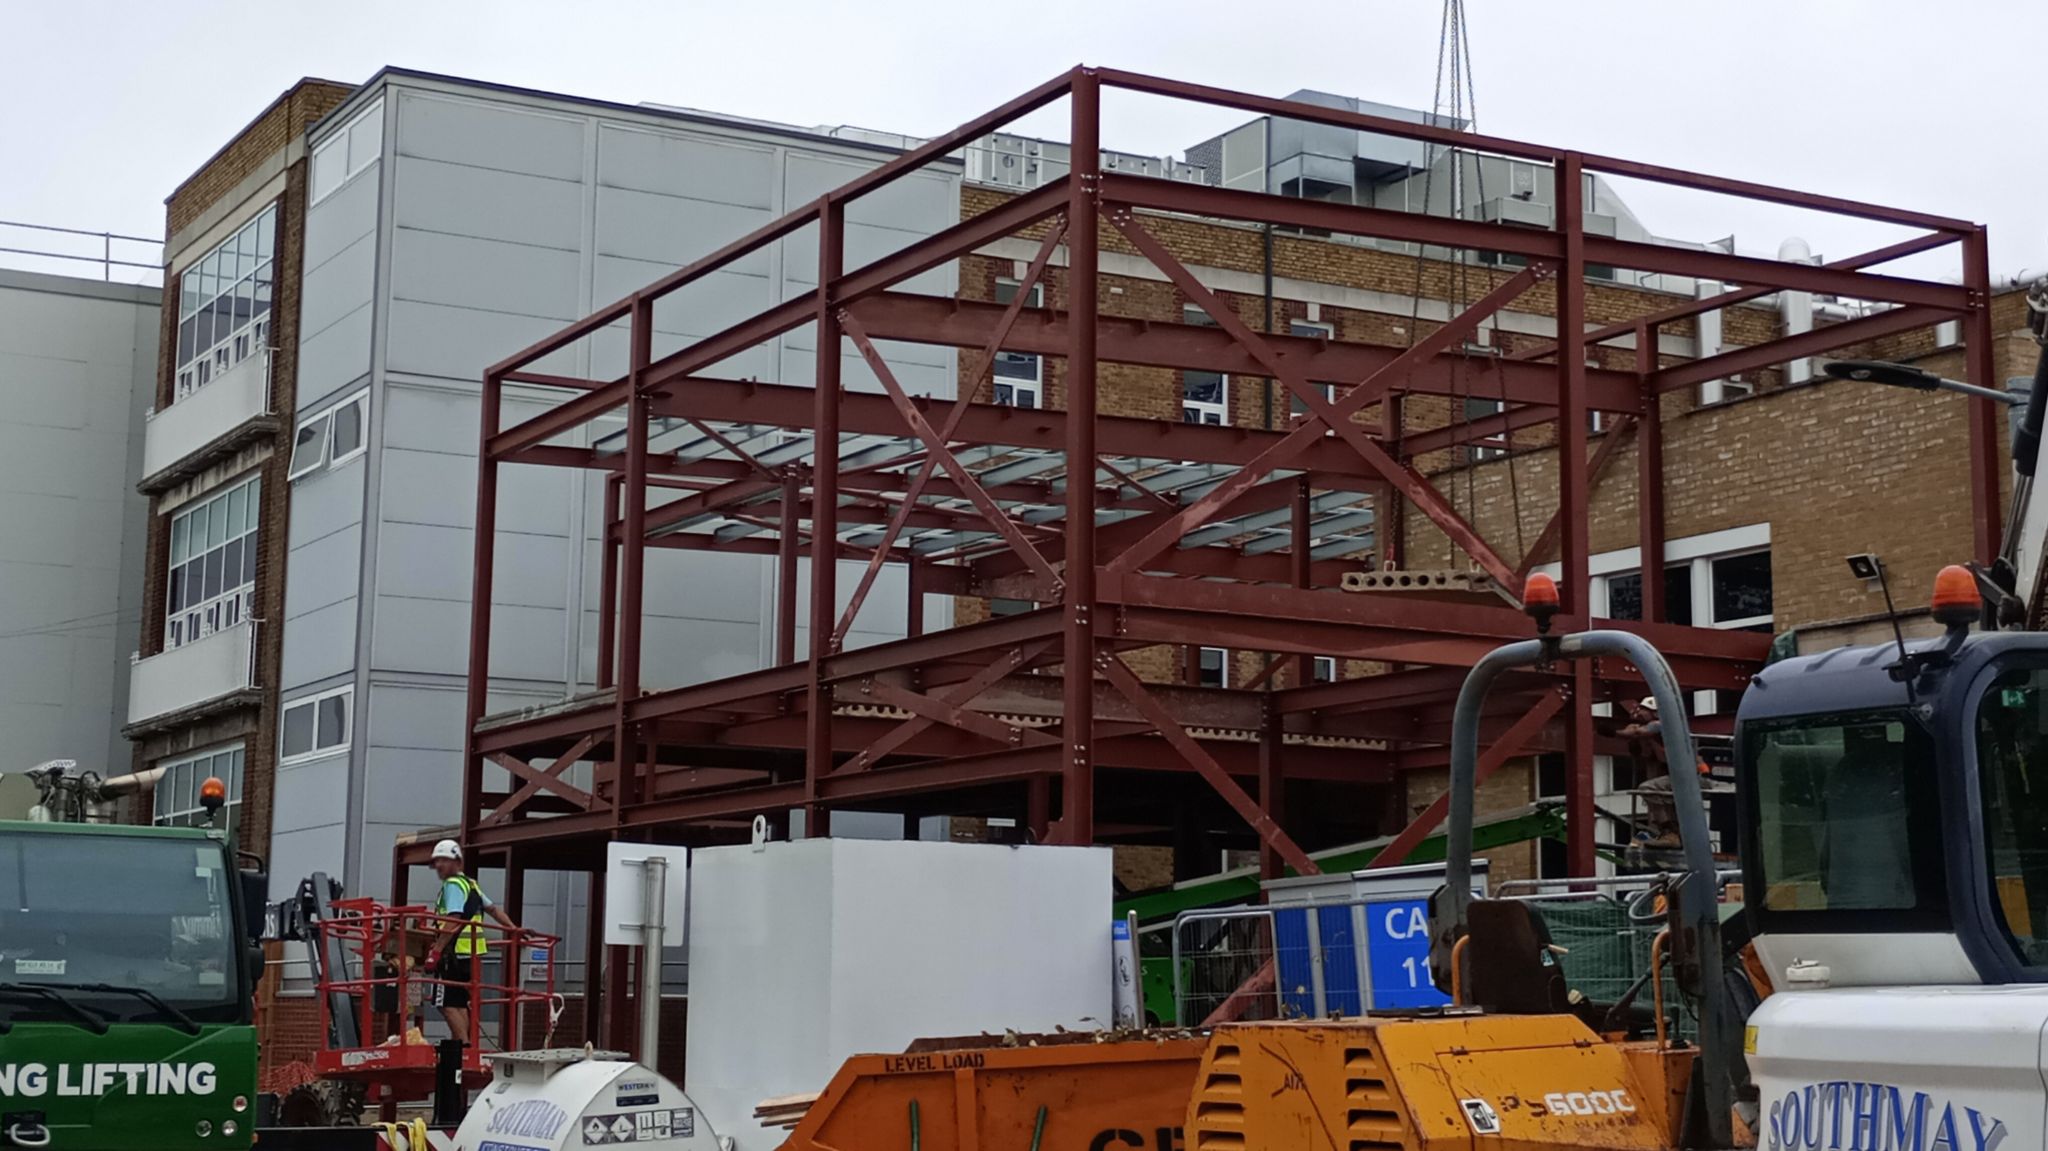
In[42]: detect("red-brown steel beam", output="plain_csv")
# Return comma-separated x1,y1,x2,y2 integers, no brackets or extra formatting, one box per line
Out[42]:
1095,69,1974,231
1962,227,2004,562
479,737,601,828
777,471,801,666
1103,209,1532,590
1557,154,1597,875
1061,70,1103,847
806,197,845,835
461,365,505,849
1399,402,1560,459
851,293,1646,413
831,221,1068,648
1098,654,1318,875
1365,689,1565,868
841,643,1049,772
1637,331,1669,623
1650,304,1955,395
1512,231,1963,365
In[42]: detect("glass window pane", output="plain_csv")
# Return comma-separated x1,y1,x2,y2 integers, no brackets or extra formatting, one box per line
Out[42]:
170,516,189,565
283,704,314,757
331,399,364,458
181,270,199,316
348,107,383,174
317,694,348,748
166,564,185,614
227,485,246,537
222,538,243,591
1184,371,1225,405
246,477,261,527
1750,710,1934,912
1712,551,1773,623
207,497,227,548
242,536,259,584
1665,564,1695,626
1606,572,1643,621
257,206,276,260
290,419,327,477
202,550,223,601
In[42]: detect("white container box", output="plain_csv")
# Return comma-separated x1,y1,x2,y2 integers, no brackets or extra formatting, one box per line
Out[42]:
683,838,1113,1149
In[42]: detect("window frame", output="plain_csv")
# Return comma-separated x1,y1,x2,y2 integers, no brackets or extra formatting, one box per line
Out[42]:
289,389,369,480
280,685,354,765
1197,646,1230,689
1181,304,1230,426
153,744,245,830
1288,320,1337,423
1311,655,1338,684
165,474,262,651
991,277,1044,409
310,98,385,207
174,203,277,401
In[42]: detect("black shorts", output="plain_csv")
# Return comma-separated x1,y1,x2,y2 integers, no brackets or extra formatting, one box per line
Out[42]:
434,954,474,1009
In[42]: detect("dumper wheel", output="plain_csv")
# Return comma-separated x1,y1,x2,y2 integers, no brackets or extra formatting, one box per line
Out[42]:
276,1079,365,1127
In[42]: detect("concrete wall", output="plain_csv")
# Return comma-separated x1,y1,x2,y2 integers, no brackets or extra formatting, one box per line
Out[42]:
0,269,157,776
271,74,961,911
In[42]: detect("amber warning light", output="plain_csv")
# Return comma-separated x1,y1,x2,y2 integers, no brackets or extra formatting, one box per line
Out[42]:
200,776,227,810
1931,564,1980,628
1522,573,1561,633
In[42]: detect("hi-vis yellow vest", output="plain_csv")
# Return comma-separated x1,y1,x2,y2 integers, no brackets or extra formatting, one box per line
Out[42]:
437,874,488,957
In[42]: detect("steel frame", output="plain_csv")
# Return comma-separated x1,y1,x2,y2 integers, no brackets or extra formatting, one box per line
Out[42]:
419,67,1996,1038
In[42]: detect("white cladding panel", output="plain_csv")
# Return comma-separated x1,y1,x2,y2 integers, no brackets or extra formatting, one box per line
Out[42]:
685,840,1112,1150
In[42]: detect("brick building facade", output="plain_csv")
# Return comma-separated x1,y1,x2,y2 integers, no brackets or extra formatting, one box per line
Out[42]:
125,79,352,861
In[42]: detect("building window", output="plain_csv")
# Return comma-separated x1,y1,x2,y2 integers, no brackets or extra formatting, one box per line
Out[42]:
154,745,244,831
310,98,384,206
166,475,261,650
1312,656,1337,684
1197,646,1229,688
1465,396,1507,461
174,204,277,401
290,391,369,481
1180,304,1231,426
281,686,352,764
991,278,1043,409
1289,320,1336,420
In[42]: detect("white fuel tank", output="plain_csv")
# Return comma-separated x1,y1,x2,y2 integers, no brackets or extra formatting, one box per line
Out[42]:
1748,985,2048,1151
454,1047,720,1151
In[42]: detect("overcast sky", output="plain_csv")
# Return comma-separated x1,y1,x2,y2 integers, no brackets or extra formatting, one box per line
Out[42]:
5,0,2042,286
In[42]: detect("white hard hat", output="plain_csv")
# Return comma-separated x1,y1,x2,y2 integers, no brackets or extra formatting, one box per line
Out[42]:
432,838,463,862
1638,696,1658,712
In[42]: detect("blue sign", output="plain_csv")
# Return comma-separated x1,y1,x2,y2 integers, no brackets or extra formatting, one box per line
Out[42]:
1365,898,1449,1009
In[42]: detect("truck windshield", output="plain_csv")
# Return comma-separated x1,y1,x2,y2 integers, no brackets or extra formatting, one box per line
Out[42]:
1976,667,2048,964
0,831,242,1024
1746,708,1941,914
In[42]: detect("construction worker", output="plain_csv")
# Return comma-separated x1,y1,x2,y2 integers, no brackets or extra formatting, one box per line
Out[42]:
425,839,518,1044
1617,696,1680,848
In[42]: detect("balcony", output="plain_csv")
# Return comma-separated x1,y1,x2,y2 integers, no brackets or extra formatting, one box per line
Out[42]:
125,620,260,735
139,349,275,492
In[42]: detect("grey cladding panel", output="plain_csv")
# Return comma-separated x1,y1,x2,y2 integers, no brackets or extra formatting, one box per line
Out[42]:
377,521,572,610
391,228,582,321
268,825,346,902
271,758,349,835
639,615,764,688
279,598,357,691
366,683,466,753
297,304,372,414
364,747,461,825
304,173,380,273
381,384,479,455
593,186,773,273
592,258,769,338
299,232,377,342
783,154,954,231
380,446,569,534
396,91,585,182
639,547,767,624
287,458,366,546
385,299,578,384
393,155,585,251
597,124,776,209
373,595,562,680
284,523,363,620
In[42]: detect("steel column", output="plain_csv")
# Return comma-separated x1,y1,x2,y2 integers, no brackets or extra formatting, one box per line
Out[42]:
1637,328,1668,623
807,200,844,835
1963,227,2004,562
597,474,620,689
1557,154,1597,875
615,299,653,821
1060,71,1101,845
1291,477,1313,686
777,471,800,666
461,366,504,848
1257,703,1284,884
